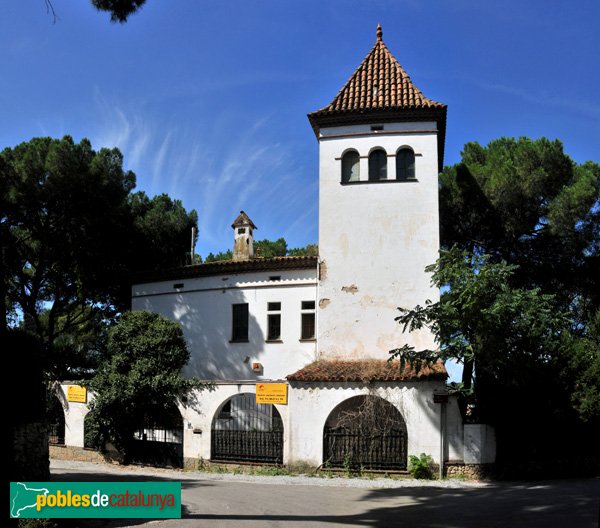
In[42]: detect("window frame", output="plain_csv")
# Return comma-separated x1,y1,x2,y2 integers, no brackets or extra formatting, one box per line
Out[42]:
341,150,360,183
230,303,249,342
368,148,388,181
266,302,282,342
300,300,316,341
396,147,416,180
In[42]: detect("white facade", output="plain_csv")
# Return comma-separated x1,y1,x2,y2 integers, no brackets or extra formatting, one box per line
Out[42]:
54,29,495,471
132,268,318,380
317,121,440,358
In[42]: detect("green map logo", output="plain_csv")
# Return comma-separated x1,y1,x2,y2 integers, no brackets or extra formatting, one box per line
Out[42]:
11,483,50,518
9,482,181,519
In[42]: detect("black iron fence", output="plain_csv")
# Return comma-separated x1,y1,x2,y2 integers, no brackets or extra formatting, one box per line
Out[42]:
323,426,407,470
211,430,283,464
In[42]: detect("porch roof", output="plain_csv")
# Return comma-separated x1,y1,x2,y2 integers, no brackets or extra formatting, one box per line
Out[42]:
287,359,447,383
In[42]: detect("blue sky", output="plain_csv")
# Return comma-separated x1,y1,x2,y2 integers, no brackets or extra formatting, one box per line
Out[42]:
1,1,599,258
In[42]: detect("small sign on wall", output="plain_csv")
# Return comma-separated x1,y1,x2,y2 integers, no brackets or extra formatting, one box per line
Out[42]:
67,385,87,403
256,383,288,405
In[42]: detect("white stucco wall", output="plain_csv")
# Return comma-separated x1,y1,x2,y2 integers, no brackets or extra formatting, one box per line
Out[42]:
445,394,465,462
287,380,447,466
317,121,441,359
178,382,289,462
132,269,318,380
179,381,466,466
58,384,92,448
464,424,496,464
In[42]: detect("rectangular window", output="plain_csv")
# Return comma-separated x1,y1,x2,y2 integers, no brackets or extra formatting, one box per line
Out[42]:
267,302,281,341
300,300,316,340
231,303,249,342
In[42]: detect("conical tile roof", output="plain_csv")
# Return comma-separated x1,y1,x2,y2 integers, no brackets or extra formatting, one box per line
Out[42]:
308,25,447,169
318,25,444,114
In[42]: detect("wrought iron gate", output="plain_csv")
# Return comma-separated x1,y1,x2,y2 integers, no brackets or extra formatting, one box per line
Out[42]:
128,405,184,468
323,426,407,470
323,395,408,470
211,394,283,464
129,426,184,468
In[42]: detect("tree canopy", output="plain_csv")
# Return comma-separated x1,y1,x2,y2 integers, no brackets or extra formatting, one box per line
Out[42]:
85,311,203,459
90,0,146,22
394,137,600,473
439,137,599,315
205,238,318,262
391,248,567,419
1,135,197,378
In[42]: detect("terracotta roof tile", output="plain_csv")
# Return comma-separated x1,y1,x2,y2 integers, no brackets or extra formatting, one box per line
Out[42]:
310,27,445,118
287,359,447,383
308,25,447,170
133,255,317,284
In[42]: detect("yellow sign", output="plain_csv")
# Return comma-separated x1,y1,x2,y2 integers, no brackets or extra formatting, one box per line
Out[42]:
256,383,288,405
67,385,87,403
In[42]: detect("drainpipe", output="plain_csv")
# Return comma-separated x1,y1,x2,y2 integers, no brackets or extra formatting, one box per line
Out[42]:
440,401,446,479
434,390,449,479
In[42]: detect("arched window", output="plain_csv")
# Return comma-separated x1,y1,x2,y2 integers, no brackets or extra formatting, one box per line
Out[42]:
341,151,360,183
396,148,415,180
369,149,387,181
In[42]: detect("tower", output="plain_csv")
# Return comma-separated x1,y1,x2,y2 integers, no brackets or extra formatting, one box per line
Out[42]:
232,210,256,261
309,25,447,359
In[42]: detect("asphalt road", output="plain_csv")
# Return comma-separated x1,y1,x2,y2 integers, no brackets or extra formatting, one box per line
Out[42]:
51,461,600,528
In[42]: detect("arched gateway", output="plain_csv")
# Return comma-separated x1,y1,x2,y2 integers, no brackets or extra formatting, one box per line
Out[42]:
211,393,283,464
323,395,407,470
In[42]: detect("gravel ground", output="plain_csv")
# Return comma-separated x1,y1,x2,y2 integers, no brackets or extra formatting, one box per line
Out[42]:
51,459,488,489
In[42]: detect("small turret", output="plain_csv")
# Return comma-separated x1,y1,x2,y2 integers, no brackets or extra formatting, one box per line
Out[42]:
231,211,257,261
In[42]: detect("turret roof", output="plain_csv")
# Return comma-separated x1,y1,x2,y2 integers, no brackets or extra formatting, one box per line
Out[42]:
308,25,447,169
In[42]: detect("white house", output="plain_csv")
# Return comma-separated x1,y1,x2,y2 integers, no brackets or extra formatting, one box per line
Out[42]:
56,25,495,474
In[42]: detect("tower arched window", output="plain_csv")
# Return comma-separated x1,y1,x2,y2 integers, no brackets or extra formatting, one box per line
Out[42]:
341,151,360,183
396,148,415,180
369,149,387,181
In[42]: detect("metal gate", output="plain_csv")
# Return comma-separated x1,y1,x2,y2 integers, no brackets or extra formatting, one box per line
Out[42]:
128,405,184,468
323,395,407,470
211,394,283,464
48,394,65,445
129,426,183,468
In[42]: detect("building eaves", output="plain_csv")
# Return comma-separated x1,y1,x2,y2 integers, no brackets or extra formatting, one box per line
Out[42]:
133,255,318,284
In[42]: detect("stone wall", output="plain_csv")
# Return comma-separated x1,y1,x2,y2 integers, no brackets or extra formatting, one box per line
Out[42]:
445,462,494,480
13,422,50,481
49,444,123,464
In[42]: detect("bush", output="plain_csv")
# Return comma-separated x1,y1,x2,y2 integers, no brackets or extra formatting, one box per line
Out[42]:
408,453,435,479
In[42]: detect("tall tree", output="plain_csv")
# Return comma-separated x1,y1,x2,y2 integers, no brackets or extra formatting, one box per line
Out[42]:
1,136,197,377
391,248,567,420
439,137,600,315
394,137,600,472
86,311,203,460
129,192,198,273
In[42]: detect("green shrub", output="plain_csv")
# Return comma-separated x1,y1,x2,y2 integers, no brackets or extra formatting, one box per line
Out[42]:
408,453,435,479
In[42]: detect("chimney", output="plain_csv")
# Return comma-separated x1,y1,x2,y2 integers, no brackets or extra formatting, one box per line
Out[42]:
231,211,257,261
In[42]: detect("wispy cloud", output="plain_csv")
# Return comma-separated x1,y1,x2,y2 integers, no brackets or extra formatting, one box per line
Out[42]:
89,89,318,256
473,80,600,119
